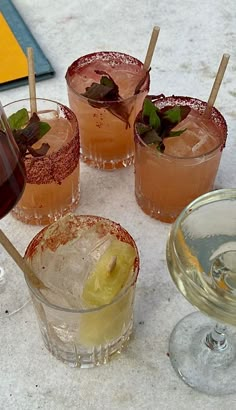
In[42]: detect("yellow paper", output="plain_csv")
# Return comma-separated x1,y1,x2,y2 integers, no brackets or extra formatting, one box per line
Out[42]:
0,12,28,84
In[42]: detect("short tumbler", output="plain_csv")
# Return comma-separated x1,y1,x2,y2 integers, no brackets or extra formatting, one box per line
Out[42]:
66,51,149,170
4,98,80,225
134,95,227,223
24,215,139,368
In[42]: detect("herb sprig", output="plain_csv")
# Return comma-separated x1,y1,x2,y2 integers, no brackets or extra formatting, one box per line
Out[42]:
82,70,149,128
136,98,191,152
3,108,51,158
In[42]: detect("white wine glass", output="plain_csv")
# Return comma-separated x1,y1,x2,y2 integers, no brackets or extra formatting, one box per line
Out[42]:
166,188,236,395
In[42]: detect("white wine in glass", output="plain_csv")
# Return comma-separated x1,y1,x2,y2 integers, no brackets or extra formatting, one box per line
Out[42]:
166,188,236,395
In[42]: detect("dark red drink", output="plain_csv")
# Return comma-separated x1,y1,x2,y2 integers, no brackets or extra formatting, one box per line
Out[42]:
0,132,25,219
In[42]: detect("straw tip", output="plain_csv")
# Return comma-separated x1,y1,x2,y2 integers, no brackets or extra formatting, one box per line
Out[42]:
153,26,160,33
223,53,230,60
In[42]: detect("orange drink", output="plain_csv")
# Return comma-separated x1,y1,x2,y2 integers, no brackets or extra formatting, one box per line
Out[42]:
4,98,80,225
134,95,227,223
66,51,149,170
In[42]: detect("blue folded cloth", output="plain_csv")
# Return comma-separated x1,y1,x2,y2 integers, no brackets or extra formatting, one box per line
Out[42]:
0,0,54,91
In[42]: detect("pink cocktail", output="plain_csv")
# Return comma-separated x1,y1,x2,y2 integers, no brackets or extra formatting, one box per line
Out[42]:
4,98,80,225
135,95,227,222
66,51,149,170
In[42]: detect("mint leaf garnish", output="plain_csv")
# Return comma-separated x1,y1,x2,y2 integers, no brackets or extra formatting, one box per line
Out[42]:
169,128,187,137
149,110,161,130
7,110,51,158
142,129,162,145
82,70,133,127
162,105,190,125
82,83,115,101
82,70,120,102
136,123,152,135
8,108,29,130
163,106,182,123
137,98,191,152
142,98,156,119
100,76,115,88
39,122,51,138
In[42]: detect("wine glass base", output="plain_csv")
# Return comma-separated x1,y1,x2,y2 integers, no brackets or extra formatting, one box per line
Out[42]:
0,266,30,319
169,311,236,395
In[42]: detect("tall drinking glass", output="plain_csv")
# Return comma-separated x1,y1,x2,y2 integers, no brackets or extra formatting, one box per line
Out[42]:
0,101,27,317
166,189,236,395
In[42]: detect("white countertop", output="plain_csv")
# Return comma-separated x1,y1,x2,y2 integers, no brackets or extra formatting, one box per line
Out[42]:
1,1,236,409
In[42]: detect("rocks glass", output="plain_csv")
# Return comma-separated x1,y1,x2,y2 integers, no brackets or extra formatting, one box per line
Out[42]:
4,98,80,225
24,215,140,367
134,95,227,223
66,51,149,170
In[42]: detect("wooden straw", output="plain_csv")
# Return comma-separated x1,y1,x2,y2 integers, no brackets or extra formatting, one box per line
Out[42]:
205,53,230,118
143,26,160,70
27,47,37,115
0,229,46,290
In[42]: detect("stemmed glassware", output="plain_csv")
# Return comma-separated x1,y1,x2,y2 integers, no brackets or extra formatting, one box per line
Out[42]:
0,102,27,318
166,188,236,395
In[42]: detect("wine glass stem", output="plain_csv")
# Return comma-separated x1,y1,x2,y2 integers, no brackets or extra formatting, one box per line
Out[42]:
205,323,228,352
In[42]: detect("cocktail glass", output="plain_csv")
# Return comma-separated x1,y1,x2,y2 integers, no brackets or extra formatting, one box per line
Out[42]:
4,98,80,225
134,95,227,223
66,51,150,170
166,188,236,395
24,214,139,367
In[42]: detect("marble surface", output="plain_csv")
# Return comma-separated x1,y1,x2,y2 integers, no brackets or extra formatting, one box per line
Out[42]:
1,0,236,409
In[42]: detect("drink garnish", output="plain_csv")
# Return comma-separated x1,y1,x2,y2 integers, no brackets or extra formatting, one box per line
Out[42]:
136,98,191,152
82,70,121,102
82,69,149,128
82,238,136,307
7,108,51,158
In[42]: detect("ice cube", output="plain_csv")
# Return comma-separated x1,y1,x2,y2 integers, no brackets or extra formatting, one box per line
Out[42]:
164,129,201,157
39,228,113,309
38,109,59,121
164,109,220,157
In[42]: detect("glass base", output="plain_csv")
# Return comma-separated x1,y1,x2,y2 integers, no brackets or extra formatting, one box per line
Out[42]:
135,192,179,223
11,196,80,225
169,311,236,395
41,318,133,368
0,267,30,319
81,153,134,170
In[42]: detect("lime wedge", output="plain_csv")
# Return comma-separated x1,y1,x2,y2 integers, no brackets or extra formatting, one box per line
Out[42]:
82,238,136,307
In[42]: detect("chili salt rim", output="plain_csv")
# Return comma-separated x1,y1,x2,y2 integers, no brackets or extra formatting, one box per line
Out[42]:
135,94,227,157
65,51,150,102
4,98,80,184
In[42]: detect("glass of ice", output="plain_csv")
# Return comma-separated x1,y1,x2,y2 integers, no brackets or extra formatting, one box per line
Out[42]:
24,214,139,367
4,98,80,225
134,95,227,223
65,51,150,170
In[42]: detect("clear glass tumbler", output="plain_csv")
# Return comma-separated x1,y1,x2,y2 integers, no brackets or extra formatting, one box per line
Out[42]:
24,215,140,367
66,51,149,170
4,98,80,225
